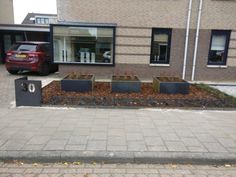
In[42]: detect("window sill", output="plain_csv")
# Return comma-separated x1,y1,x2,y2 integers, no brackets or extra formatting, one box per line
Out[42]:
149,63,170,67
207,65,227,68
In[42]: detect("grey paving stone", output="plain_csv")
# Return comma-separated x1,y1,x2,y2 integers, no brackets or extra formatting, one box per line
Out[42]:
68,136,88,145
107,145,127,151
72,128,91,136
65,145,86,151
142,129,160,137
57,125,75,131
181,138,203,147
0,139,26,150
44,140,68,150
26,136,51,145
196,134,218,143
43,121,61,128
144,137,164,146
161,133,180,141
108,136,127,146
227,148,236,153
21,144,45,151
90,132,107,140
127,141,147,151
108,129,125,137
51,131,72,140
87,140,107,151
187,146,208,152
175,130,195,138
147,145,168,152
126,133,144,141
34,128,57,136
165,141,188,152
203,142,228,153
91,125,108,132
125,126,141,133
217,138,236,148
0,139,7,147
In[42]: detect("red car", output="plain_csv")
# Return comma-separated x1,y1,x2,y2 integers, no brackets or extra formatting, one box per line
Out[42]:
5,41,58,76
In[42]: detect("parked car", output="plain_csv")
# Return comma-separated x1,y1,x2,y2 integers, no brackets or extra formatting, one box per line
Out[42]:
5,41,58,76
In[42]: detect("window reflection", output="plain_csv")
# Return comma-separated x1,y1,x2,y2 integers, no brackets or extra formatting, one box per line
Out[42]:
53,26,114,65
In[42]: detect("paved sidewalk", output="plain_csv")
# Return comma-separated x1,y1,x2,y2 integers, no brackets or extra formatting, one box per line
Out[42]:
0,65,236,164
0,106,236,164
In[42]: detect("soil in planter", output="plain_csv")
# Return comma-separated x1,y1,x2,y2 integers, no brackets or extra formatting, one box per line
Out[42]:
156,77,185,82
66,73,93,80
42,81,236,108
112,75,139,81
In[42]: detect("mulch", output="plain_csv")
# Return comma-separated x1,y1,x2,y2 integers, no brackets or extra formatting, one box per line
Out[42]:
42,81,236,108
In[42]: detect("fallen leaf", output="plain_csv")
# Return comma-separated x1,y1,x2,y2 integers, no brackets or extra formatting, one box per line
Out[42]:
84,173,90,177
73,161,81,165
33,163,38,167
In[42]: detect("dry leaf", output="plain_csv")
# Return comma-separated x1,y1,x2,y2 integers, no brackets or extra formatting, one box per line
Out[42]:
33,163,38,167
73,161,81,165
84,173,90,177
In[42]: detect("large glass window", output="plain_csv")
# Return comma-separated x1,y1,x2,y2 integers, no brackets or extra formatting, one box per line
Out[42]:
52,25,115,65
150,28,172,64
208,30,231,65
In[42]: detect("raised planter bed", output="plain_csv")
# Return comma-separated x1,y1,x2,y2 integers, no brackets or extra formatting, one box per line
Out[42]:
153,77,189,94
43,81,236,108
61,73,95,92
111,75,141,93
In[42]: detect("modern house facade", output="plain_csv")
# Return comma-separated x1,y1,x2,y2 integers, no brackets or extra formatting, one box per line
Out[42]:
53,0,236,81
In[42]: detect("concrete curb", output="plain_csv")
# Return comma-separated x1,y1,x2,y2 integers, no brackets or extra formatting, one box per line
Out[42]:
1,151,236,165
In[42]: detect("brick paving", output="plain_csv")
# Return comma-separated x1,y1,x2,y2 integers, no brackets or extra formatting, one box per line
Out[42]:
0,65,236,164
0,162,236,177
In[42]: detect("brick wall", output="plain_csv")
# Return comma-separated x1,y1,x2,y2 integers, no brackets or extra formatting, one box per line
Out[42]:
56,0,236,81
0,0,14,24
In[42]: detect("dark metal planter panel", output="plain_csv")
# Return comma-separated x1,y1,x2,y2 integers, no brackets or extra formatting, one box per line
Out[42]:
111,76,141,93
153,77,189,94
111,81,141,93
159,82,189,94
15,76,42,106
61,76,95,92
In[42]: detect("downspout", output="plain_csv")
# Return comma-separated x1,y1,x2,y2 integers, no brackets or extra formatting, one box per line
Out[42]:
182,0,193,80
191,0,203,81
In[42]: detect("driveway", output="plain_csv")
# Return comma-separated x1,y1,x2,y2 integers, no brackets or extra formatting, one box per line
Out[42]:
0,64,60,108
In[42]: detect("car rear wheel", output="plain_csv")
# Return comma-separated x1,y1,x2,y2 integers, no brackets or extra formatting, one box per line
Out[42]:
7,69,19,75
39,63,50,76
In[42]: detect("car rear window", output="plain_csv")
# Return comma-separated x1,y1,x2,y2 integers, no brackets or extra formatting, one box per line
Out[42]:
11,44,38,52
